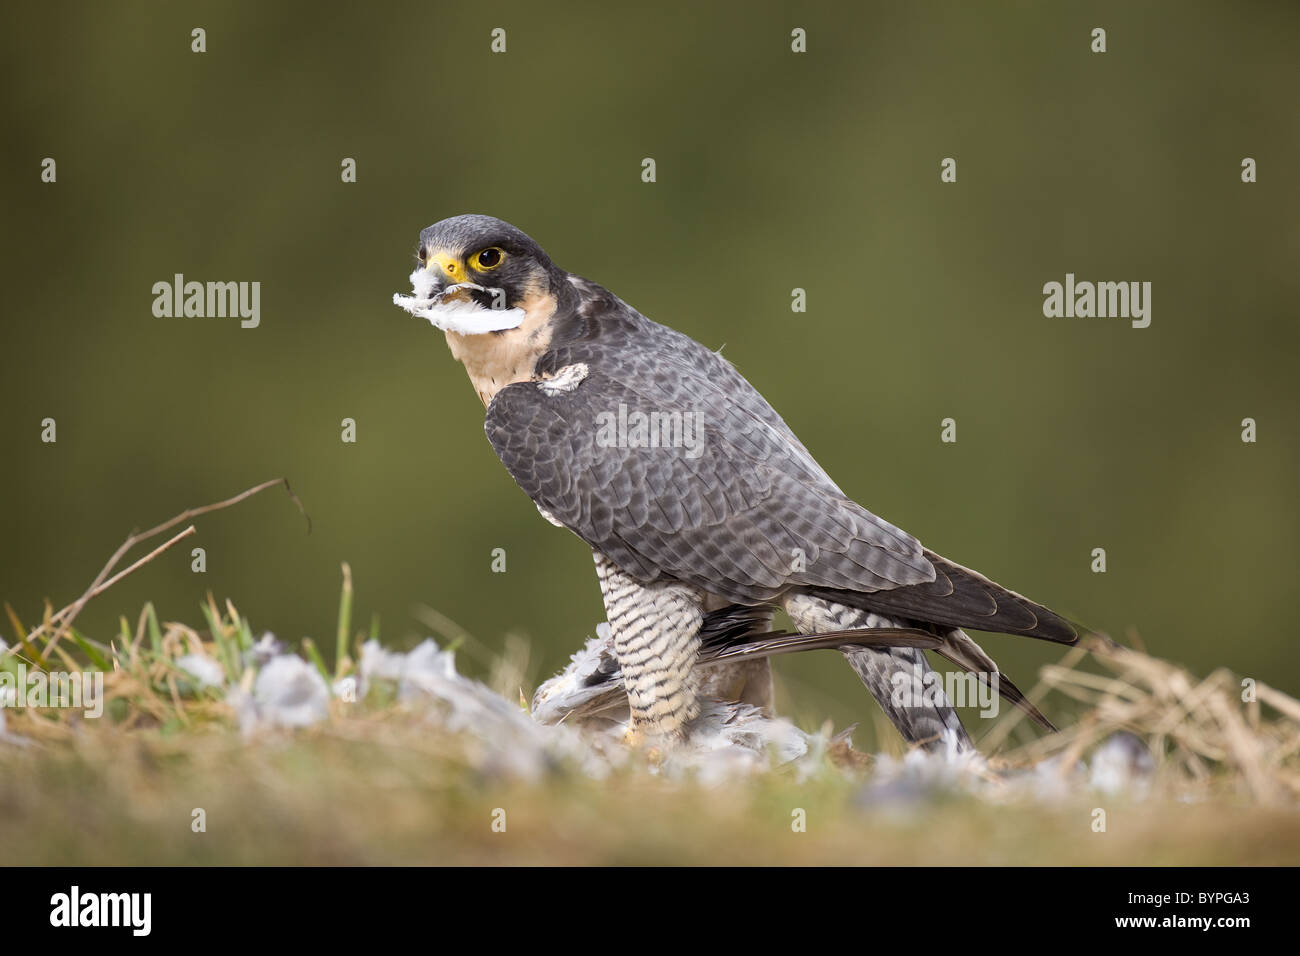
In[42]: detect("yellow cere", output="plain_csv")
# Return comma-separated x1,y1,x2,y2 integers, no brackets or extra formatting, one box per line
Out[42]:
426,251,465,279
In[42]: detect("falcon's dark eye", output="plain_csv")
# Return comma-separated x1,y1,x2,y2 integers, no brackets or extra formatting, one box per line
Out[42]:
470,246,505,271
417,246,427,263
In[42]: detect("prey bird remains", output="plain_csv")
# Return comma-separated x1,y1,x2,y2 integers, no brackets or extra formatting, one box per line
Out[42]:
394,214,1080,755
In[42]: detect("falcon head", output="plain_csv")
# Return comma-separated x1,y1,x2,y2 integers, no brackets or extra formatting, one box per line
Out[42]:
393,214,561,335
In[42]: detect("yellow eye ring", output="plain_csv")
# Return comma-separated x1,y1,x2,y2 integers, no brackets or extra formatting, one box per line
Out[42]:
469,247,506,271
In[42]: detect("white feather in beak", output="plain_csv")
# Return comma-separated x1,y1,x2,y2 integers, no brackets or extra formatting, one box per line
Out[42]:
393,267,527,335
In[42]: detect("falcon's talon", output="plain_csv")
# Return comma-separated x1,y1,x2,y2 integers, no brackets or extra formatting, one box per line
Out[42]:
399,214,1081,756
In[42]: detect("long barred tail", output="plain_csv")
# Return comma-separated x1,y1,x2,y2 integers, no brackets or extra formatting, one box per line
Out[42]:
784,594,974,756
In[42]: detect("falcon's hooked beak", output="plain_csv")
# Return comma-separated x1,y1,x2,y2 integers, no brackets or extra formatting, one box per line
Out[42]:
419,251,478,306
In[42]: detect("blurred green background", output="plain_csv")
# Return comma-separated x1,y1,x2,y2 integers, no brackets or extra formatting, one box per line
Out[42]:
2,1,1296,742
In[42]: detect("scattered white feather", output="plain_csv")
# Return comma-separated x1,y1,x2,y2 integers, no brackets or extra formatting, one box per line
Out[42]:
175,653,226,689
673,700,816,784
231,654,331,733
247,632,285,667
359,638,609,780
392,268,526,334
855,748,990,813
332,675,359,701
360,637,459,693
1089,731,1155,797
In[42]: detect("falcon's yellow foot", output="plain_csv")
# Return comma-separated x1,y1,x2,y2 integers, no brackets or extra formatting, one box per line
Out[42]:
622,726,671,768
623,717,687,767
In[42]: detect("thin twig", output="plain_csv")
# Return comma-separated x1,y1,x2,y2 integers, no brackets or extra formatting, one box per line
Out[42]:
30,478,308,659
97,527,196,597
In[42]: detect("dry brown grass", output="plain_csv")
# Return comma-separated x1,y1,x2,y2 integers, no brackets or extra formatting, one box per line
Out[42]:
984,636,1300,806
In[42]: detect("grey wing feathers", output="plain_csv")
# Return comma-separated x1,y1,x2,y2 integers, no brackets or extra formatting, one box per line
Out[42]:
486,335,935,604
808,551,1080,644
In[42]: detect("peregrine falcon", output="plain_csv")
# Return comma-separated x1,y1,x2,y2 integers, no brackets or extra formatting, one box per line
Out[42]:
394,214,1079,755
